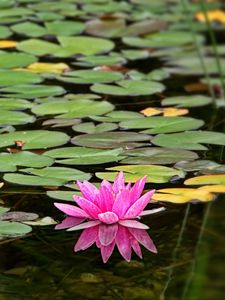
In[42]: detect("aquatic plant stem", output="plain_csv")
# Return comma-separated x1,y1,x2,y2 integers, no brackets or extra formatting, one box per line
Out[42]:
181,202,212,300
160,204,191,300
198,0,225,96
180,0,216,106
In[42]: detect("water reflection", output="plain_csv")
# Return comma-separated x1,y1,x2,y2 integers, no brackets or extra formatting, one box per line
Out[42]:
56,217,157,263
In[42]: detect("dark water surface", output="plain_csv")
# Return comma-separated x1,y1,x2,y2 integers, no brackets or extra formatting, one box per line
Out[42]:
1,194,225,300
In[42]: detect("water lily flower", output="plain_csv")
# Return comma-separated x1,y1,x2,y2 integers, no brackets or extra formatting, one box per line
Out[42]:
54,171,164,230
74,223,157,263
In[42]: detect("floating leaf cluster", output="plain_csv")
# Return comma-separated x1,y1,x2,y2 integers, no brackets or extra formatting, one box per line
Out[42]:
0,0,224,222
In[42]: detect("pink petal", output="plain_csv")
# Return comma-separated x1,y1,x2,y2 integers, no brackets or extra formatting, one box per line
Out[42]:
76,180,99,203
73,195,101,218
128,228,157,253
101,179,113,192
98,223,118,246
115,225,132,262
124,190,155,219
112,171,125,194
130,237,143,259
98,211,119,224
54,202,89,218
112,189,130,218
100,241,115,263
67,220,100,231
139,207,165,216
55,216,86,230
126,182,132,190
74,226,98,251
118,220,149,229
129,176,147,205
96,186,114,212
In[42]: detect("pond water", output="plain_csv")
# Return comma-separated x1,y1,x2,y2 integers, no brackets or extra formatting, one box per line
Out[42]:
1,0,225,299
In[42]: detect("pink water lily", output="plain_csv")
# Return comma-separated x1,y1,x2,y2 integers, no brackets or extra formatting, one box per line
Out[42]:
54,171,164,230
74,223,157,263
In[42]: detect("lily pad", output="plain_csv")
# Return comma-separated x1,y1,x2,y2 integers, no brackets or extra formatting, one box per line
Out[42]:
121,147,198,165
0,84,65,98
0,70,42,86
152,188,214,203
91,111,144,123
0,52,37,68
32,99,114,118
12,21,85,37
0,130,70,150
58,70,123,84
55,36,115,57
0,110,35,126
71,132,150,149
120,116,204,133
0,151,54,172
91,80,165,96
152,131,225,150
21,166,91,182
72,122,118,133
185,174,225,185
161,95,213,107
96,165,185,183
47,190,80,201
45,147,125,165
123,31,203,48
0,221,32,237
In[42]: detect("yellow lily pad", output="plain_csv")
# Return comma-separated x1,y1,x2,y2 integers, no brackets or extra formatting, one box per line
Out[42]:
185,174,225,185
198,185,225,193
152,193,191,203
196,9,225,24
153,187,214,203
0,40,17,48
23,62,70,74
140,107,189,117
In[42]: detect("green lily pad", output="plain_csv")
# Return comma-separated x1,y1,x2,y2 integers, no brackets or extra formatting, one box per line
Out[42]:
32,99,114,118
3,173,66,186
0,98,34,110
0,151,54,172
58,70,123,84
161,95,213,107
75,53,126,67
71,132,150,149
45,147,125,165
0,84,65,98
166,57,225,75
21,166,91,181
121,147,198,165
91,80,165,96
0,52,37,69
47,190,80,201
152,131,225,150
120,116,204,133
91,111,144,123
17,39,61,56
0,130,70,150
72,122,118,133
96,165,185,183
123,31,203,48
12,20,85,37
0,25,11,38
55,36,115,57
0,110,35,126
0,221,32,237
0,70,42,86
